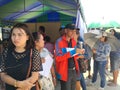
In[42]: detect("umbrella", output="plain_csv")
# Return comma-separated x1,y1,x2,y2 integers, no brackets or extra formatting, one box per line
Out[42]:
87,20,120,29
106,28,120,33
84,32,120,51
84,33,98,48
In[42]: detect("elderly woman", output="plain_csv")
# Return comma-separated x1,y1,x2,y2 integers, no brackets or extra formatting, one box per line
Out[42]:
32,32,56,90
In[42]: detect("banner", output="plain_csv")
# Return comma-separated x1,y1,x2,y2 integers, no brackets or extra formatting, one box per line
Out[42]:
75,10,87,39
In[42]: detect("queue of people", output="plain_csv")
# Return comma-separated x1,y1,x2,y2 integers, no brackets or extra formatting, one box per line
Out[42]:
0,23,120,90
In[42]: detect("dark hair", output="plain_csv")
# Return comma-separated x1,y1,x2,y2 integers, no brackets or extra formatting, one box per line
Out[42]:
32,32,40,41
76,28,80,31
76,30,80,35
44,35,51,42
103,36,108,42
0,39,2,44
39,26,45,33
8,23,34,50
110,29,116,33
59,27,64,32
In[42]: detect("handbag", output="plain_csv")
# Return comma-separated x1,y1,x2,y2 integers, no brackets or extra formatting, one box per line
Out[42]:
38,76,54,90
26,49,41,90
78,58,87,73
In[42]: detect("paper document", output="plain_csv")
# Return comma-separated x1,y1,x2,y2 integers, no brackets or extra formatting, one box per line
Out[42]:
39,54,53,78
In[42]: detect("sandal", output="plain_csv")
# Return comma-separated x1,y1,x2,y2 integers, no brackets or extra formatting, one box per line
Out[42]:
88,75,92,79
108,79,113,82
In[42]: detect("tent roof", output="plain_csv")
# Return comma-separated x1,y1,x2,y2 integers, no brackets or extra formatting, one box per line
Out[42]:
0,0,82,23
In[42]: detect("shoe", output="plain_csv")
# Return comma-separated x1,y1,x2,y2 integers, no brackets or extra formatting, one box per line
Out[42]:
97,87,104,90
107,82,117,87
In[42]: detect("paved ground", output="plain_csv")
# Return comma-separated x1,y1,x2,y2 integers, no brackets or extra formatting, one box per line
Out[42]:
55,58,120,90
55,72,120,90
85,71,120,90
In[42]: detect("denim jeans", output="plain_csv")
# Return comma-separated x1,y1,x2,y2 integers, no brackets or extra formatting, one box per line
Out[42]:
80,73,86,90
77,73,86,90
92,60,107,88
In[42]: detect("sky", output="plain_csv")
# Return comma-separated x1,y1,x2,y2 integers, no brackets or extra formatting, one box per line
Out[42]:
81,0,120,25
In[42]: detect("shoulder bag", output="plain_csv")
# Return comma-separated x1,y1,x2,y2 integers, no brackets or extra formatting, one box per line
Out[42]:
26,49,41,90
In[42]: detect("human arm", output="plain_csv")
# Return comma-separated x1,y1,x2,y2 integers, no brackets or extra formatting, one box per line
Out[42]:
41,57,46,63
51,64,56,86
0,48,41,90
0,72,38,90
55,40,72,63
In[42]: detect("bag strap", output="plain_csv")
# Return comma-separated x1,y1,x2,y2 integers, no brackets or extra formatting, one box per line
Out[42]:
26,49,32,78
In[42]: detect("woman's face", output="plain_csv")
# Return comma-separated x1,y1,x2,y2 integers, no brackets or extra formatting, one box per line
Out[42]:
35,34,44,49
11,28,29,48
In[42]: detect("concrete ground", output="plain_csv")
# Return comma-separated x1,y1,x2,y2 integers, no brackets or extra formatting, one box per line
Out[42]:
85,71,120,90
55,58,120,90
55,72,120,90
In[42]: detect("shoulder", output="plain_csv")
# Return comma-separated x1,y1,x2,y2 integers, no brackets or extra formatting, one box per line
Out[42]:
40,48,49,57
56,37,62,43
114,32,120,39
1,48,12,61
43,48,49,52
32,48,40,57
2,48,9,56
55,37,64,46
104,43,111,49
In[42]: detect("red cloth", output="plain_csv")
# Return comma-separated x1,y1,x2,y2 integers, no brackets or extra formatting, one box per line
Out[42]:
55,35,79,81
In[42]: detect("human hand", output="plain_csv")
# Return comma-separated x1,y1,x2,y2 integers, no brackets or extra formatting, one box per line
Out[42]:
92,48,96,53
16,88,22,90
17,80,34,90
77,55,84,59
76,48,85,54
16,88,31,90
52,77,56,86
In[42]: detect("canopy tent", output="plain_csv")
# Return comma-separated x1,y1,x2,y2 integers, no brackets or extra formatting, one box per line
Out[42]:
0,0,86,42
0,0,84,25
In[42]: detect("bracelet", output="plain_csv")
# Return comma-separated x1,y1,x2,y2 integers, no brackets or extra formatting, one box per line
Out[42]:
14,80,17,87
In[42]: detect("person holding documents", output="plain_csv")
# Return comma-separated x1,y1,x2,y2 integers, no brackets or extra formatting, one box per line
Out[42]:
55,24,84,90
